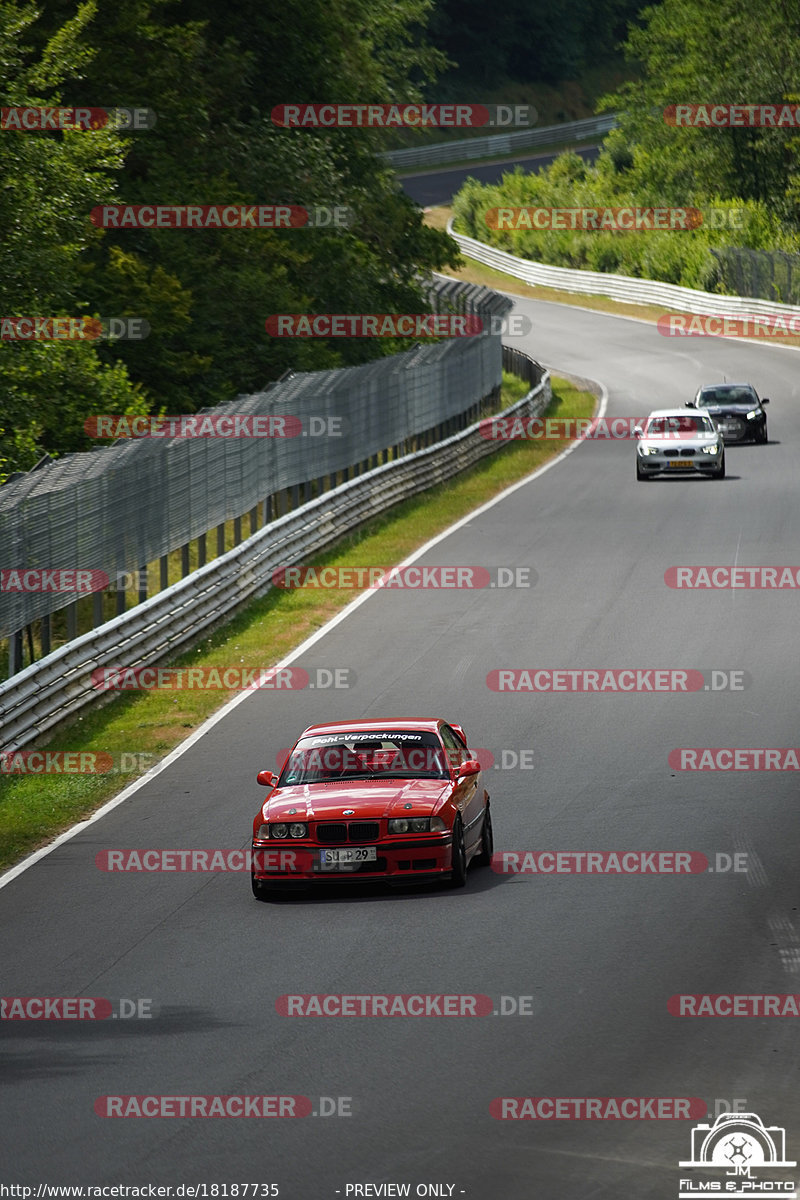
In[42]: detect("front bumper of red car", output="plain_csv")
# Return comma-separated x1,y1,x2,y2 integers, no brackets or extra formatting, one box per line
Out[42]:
250,834,454,885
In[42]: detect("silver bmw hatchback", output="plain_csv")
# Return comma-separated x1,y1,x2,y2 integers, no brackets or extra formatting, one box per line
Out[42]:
635,409,725,480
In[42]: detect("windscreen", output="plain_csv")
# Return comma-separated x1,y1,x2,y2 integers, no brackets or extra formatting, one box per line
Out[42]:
278,730,450,785
698,387,755,406
646,414,714,436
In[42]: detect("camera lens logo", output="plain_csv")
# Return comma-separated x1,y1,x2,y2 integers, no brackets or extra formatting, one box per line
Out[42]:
679,1112,796,1197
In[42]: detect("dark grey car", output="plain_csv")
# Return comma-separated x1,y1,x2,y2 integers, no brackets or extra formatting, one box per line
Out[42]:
686,383,769,443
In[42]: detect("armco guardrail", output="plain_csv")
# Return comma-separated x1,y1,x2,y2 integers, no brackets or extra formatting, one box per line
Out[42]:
1,276,512,660
447,220,800,319
383,115,617,171
0,360,550,751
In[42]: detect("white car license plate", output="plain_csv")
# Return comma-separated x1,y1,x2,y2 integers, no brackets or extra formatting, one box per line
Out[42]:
668,460,694,468
320,846,377,866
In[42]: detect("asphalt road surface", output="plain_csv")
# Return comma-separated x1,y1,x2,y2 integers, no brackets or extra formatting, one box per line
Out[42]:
399,145,600,206
2,298,800,1198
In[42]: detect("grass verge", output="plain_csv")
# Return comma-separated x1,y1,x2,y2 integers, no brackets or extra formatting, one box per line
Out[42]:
0,374,596,873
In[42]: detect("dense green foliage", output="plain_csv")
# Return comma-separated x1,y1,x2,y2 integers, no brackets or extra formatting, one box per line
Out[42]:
0,2,149,476
0,0,460,476
428,0,645,87
603,0,800,214
453,152,798,290
453,0,800,290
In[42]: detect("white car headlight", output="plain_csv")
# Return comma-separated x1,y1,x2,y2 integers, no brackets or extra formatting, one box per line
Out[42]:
388,816,447,833
640,445,659,456
701,443,720,454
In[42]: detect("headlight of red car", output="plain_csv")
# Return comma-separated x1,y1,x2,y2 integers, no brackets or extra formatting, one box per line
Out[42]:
256,822,308,839
388,816,446,833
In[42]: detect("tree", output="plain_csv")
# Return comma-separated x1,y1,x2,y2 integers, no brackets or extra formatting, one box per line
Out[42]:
600,0,800,214
428,0,647,89
1,0,462,469
40,0,461,413
0,1,147,477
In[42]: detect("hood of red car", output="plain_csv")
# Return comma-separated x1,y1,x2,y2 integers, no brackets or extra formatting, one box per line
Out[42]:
262,778,452,821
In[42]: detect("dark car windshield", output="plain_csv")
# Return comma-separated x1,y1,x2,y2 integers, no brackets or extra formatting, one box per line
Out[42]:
697,387,757,407
278,730,450,785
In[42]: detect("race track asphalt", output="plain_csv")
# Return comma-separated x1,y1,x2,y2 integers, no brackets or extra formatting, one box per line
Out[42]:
398,145,600,206
2,297,799,1197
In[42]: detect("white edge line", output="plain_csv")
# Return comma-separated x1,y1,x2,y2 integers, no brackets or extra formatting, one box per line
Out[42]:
0,376,608,892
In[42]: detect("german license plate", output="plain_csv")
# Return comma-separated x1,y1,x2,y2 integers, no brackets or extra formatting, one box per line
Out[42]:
319,846,377,866
668,460,694,468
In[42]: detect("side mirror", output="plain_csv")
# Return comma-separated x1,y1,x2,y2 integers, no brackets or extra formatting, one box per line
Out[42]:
633,425,643,438
762,397,770,404
256,770,276,787
458,759,481,779
685,400,696,408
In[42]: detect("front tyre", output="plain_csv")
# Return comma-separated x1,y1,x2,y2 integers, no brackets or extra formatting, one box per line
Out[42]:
715,454,726,479
448,817,467,888
474,801,493,867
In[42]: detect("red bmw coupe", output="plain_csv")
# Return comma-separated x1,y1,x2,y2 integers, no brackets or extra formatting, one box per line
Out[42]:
251,718,492,897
